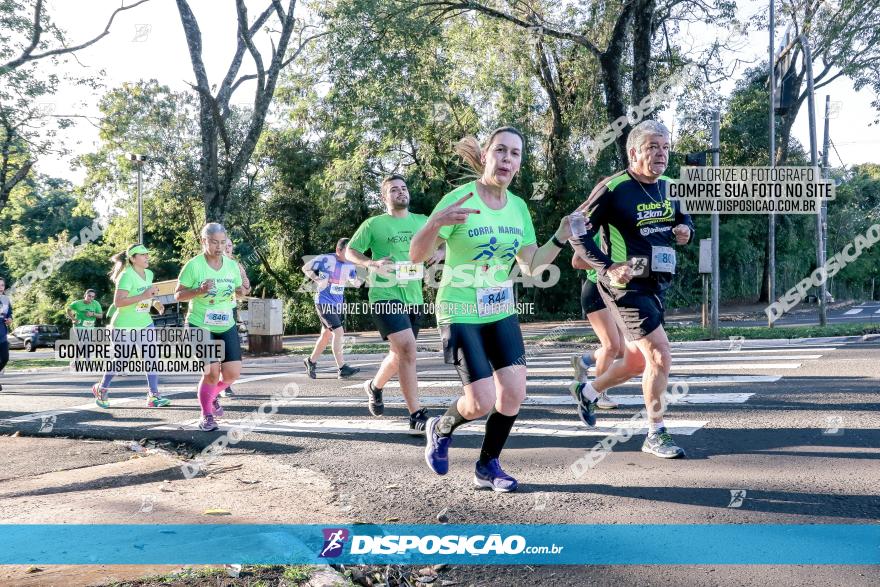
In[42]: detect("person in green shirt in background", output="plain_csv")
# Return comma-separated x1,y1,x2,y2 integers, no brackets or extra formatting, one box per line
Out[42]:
91,245,170,409
411,126,572,492
176,223,250,432
67,289,103,329
346,175,444,434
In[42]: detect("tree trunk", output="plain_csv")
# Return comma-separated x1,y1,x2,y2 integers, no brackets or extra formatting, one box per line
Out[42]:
631,0,655,104
534,44,570,201
599,2,634,166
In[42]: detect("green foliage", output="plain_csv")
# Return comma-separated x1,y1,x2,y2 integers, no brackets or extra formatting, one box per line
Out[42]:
3,2,878,336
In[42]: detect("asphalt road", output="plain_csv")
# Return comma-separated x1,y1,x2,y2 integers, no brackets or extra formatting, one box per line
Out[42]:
0,333,878,585
6,301,877,359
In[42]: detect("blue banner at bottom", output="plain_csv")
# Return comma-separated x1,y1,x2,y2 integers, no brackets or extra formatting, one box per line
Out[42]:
1,524,878,565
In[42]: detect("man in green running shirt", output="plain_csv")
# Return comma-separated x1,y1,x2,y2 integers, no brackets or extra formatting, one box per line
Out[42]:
345,175,443,434
67,289,104,328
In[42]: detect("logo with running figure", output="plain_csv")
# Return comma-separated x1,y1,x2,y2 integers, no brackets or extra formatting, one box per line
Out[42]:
473,238,520,261
319,528,349,558
635,199,674,227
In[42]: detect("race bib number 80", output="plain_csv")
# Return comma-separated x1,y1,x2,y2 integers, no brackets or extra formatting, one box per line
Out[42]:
651,246,676,273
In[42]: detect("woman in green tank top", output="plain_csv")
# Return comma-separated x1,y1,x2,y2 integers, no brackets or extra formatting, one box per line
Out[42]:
91,244,170,409
410,126,573,491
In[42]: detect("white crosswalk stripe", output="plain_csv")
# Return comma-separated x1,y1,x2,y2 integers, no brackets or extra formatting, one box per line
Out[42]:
844,308,864,315
0,372,295,424
528,347,837,360
4,337,840,441
345,375,781,388
504,355,821,365
153,417,710,437
278,392,755,408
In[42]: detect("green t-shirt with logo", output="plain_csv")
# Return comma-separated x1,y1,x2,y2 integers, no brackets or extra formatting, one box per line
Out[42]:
433,182,536,325
178,254,242,333
111,267,154,329
348,212,428,305
68,299,103,328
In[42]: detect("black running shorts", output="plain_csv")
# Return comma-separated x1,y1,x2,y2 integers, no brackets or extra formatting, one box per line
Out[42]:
372,300,423,341
441,314,527,385
597,284,665,342
188,323,242,363
581,279,607,316
315,303,344,330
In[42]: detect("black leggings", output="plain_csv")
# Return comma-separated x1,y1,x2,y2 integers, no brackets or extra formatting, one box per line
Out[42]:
0,342,9,373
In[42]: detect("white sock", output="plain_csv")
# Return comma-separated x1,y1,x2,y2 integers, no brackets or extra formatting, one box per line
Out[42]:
649,419,665,434
579,381,600,402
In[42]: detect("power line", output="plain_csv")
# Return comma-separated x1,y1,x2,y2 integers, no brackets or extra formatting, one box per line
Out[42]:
829,138,846,168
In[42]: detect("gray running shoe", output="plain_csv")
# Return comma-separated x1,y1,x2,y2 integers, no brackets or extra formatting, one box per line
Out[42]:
642,427,686,459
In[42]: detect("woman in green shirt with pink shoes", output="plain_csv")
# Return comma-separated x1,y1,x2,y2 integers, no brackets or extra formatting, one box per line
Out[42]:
91,244,170,409
410,126,572,492
175,223,250,432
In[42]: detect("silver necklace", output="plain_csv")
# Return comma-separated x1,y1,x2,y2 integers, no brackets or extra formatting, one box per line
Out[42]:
630,171,664,204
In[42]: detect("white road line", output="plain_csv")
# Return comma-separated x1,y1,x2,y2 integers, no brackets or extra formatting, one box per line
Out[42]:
416,362,800,376
277,392,754,408
525,355,821,366
875,308,880,314
528,347,836,360
670,348,833,356
844,309,864,315
344,374,780,389
0,372,296,424
153,417,709,437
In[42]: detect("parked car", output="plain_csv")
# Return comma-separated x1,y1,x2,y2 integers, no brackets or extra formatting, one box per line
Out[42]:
6,325,63,352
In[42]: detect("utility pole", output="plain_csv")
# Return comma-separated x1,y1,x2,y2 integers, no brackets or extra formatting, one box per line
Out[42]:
711,110,721,338
768,0,776,327
800,37,825,326
128,154,148,245
821,95,831,315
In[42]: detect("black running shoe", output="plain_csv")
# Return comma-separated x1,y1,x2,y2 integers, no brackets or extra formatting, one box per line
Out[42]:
338,364,360,379
569,381,598,427
363,379,384,416
409,408,429,435
303,357,316,379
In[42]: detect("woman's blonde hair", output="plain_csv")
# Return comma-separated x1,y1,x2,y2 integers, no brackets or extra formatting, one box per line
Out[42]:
454,126,525,175
108,251,131,284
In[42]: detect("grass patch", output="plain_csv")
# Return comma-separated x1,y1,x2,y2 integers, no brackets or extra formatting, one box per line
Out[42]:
281,565,312,582
6,358,68,370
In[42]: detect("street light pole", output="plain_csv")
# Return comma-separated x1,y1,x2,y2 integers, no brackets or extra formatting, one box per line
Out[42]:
128,154,148,245
768,0,776,327
799,37,826,326
710,110,721,338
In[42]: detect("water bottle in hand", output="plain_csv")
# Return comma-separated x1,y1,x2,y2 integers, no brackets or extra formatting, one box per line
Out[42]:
569,212,588,238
